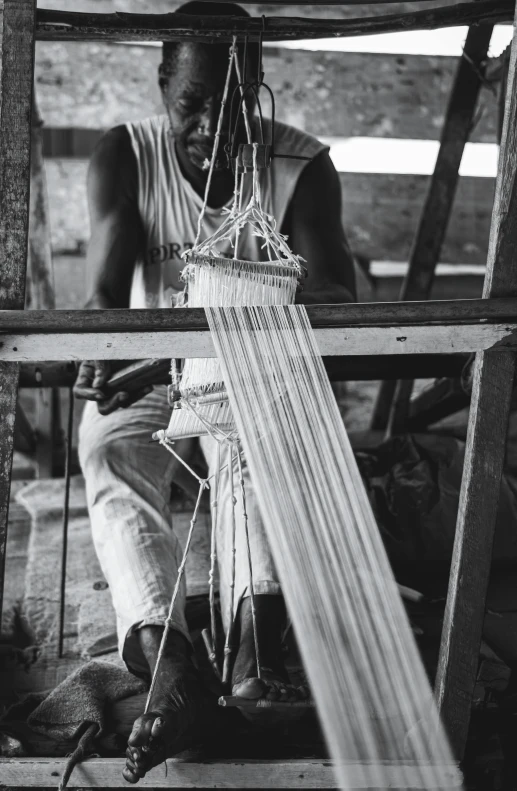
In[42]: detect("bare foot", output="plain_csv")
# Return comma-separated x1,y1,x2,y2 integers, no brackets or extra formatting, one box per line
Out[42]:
123,629,204,784
230,596,310,723
233,668,309,702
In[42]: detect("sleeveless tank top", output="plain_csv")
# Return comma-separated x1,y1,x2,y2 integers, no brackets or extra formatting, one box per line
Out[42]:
125,115,327,308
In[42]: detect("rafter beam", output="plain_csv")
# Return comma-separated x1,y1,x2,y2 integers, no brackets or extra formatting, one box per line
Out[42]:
36,0,513,42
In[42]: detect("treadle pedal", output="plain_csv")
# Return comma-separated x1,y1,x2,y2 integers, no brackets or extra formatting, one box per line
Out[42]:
218,696,315,709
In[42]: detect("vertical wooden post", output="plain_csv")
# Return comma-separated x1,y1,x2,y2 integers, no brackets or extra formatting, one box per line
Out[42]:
28,93,60,478
370,25,494,432
0,0,36,621
436,7,517,759
27,94,55,313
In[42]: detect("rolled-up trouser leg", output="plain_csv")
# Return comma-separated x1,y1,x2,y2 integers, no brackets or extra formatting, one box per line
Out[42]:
199,435,281,634
78,386,196,676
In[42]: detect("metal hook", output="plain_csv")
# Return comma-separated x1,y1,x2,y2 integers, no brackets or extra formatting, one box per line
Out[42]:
243,35,248,86
258,15,266,84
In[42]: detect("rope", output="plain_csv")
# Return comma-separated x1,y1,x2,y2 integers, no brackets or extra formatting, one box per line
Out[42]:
233,45,253,145
144,477,209,714
159,37,303,692
236,446,262,680
222,443,238,686
232,44,252,261
209,442,221,654
187,39,303,274
57,723,98,791
158,436,206,485
58,386,74,659
193,39,237,249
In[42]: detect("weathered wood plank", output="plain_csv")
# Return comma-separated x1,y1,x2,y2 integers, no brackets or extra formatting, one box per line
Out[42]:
3,298,517,330
0,0,36,624
37,0,467,21
374,24,493,432
27,95,59,479
435,2,517,760
0,323,515,361
0,757,462,788
49,0,486,5
18,355,467,387
26,96,55,312
0,363,20,620
0,1,35,309
36,1,513,42
43,158,496,264
5,298,517,329
34,44,499,142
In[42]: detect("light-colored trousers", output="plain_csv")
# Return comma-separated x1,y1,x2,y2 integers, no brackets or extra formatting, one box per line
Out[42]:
78,386,279,676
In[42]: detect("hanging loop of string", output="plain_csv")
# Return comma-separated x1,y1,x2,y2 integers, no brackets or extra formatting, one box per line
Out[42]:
193,38,238,250
152,36,307,699
144,476,209,714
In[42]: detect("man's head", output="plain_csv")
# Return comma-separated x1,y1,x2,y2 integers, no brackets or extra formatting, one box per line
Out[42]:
160,1,257,172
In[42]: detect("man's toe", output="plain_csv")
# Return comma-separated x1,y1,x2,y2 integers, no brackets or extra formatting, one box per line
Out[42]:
233,677,267,699
150,716,166,739
128,715,156,747
123,763,141,784
265,685,281,701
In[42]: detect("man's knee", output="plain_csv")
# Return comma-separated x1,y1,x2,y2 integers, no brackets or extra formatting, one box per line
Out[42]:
79,432,132,480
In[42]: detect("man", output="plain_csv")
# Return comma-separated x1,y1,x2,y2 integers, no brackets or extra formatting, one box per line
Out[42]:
74,2,356,782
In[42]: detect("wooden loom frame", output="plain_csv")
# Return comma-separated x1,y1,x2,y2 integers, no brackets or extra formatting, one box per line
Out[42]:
1,0,517,786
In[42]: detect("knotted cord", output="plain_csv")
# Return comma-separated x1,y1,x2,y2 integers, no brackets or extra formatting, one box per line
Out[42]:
144,476,209,714
209,443,221,656
222,442,239,685
236,446,262,680
193,38,238,250
148,39,293,702
147,34,459,791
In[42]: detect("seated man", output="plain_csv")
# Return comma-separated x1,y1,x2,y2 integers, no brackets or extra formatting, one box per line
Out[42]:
74,1,356,782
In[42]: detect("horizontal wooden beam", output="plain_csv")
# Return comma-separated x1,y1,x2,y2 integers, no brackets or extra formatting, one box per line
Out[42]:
36,1,513,42
2,323,515,360
1,303,516,361
0,757,462,788
17,354,467,387
30,1,473,21
3,299,517,330
103,0,481,5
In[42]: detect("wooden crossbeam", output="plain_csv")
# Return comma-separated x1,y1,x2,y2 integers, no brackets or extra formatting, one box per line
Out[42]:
1,301,517,361
0,321,516,361
36,1,512,42
435,0,517,760
0,757,463,789
103,0,497,4
371,24,494,433
17,355,467,388
28,95,61,479
2,298,517,331
0,0,36,623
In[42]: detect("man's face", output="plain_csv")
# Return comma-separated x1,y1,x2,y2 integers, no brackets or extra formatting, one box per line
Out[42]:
162,43,247,172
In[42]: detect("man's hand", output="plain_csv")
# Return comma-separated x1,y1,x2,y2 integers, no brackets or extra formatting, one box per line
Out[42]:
74,361,152,415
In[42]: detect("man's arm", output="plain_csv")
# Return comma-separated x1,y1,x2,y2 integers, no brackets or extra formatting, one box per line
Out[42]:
74,126,149,413
284,150,357,305
85,126,143,309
